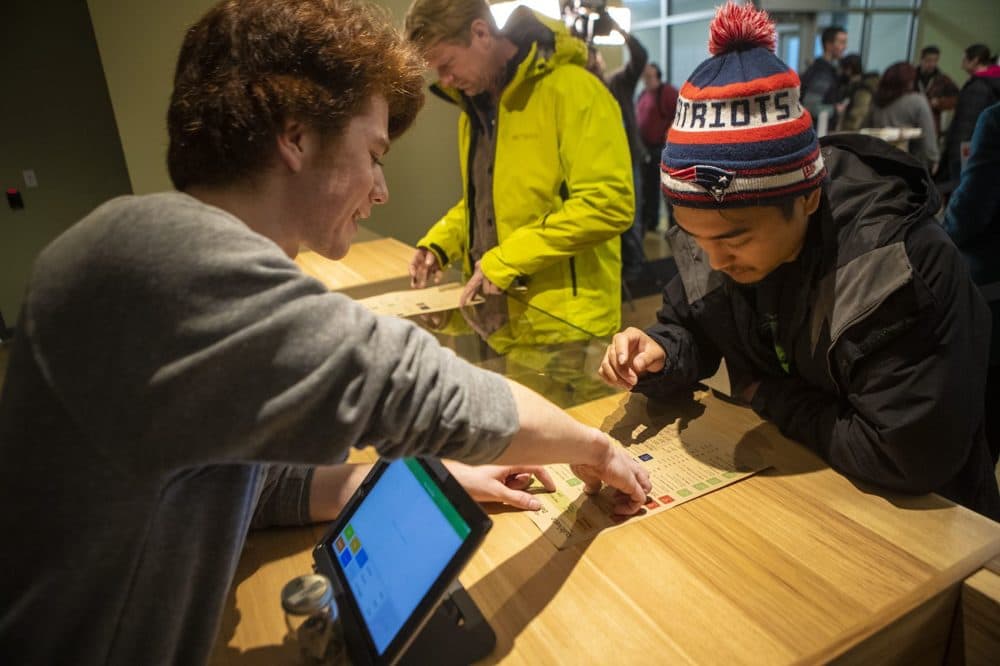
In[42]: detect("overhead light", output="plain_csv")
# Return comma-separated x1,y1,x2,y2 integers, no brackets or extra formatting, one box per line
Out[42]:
490,1,561,28
490,2,631,45
592,7,631,46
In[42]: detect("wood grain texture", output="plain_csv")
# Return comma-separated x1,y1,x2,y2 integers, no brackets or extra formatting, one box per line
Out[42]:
295,238,415,290
963,566,1000,666
211,391,1000,665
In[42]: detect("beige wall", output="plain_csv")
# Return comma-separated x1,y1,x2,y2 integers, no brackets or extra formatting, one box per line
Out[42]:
86,0,209,195
0,1,132,322
917,0,1000,86
87,0,461,246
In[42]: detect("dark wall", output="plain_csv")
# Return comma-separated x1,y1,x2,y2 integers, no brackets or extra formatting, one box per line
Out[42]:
0,0,132,323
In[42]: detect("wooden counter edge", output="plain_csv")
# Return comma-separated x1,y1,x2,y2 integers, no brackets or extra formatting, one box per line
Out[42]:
802,538,1000,663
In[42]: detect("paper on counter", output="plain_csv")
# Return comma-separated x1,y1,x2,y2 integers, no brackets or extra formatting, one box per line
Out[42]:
527,418,769,549
355,283,482,318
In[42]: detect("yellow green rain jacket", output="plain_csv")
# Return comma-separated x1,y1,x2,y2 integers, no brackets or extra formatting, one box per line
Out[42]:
417,8,633,341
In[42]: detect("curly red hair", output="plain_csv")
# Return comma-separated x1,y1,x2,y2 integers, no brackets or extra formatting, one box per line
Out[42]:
167,0,425,190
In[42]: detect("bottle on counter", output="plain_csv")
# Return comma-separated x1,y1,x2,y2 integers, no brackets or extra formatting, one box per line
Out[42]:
280,573,348,665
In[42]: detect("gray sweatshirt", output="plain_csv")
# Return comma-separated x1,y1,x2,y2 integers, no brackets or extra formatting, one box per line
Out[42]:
867,92,941,166
0,192,517,665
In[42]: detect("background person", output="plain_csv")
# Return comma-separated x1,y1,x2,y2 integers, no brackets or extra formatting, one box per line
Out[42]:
637,62,678,233
583,15,648,286
865,61,939,171
943,101,1000,461
915,45,959,136
405,0,633,341
941,43,1000,184
800,25,847,130
834,53,878,132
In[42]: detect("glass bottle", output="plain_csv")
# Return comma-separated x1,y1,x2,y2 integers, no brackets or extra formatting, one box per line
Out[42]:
280,573,347,665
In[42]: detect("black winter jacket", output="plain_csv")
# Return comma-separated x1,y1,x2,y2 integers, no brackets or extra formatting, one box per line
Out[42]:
943,67,1000,182
638,134,999,519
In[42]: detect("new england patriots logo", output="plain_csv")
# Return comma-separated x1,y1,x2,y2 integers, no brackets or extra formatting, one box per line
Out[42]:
669,165,737,202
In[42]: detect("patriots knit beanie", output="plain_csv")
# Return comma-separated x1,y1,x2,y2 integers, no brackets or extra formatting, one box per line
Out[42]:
661,1,826,208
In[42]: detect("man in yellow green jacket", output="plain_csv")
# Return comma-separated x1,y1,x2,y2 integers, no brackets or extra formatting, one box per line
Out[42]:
405,0,633,342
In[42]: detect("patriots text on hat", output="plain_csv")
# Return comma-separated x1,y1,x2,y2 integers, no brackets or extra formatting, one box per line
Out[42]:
673,89,797,132
659,1,826,209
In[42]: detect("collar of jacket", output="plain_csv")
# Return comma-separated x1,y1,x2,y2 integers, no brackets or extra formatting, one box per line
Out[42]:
429,7,586,112
973,64,1000,80
667,133,939,353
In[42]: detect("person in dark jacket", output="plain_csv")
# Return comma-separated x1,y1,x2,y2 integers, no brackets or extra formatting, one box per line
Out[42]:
915,45,959,136
800,24,847,130
944,102,1000,460
637,62,678,233
944,101,1000,283
599,2,999,520
941,43,1000,184
834,53,878,132
585,17,649,283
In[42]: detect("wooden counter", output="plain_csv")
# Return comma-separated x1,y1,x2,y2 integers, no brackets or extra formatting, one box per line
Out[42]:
963,557,1000,665
295,237,415,291
210,390,1000,664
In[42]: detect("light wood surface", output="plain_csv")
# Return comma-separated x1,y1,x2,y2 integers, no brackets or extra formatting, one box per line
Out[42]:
210,391,1000,665
963,557,1000,665
295,238,415,291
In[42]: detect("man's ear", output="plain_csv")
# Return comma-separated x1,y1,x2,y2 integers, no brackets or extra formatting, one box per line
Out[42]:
803,187,822,216
469,18,492,45
275,120,308,173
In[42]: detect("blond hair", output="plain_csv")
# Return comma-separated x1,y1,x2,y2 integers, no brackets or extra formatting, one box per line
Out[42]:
404,0,497,51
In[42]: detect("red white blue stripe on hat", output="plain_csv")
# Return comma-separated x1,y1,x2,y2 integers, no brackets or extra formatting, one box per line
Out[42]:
662,148,825,205
660,2,824,208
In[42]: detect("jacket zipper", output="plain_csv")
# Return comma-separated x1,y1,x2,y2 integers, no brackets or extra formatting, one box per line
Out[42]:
569,257,578,296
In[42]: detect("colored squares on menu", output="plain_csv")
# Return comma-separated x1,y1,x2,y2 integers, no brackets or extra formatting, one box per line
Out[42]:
723,471,740,478
335,536,346,552
639,453,653,462
339,548,352,567
677,488,692,497
644,498,659,510
566,477,582,487
658,494,674,504
707,477,721,485
350,537,362,554
344,524,355,540
693,482,707,490
356,549,369,568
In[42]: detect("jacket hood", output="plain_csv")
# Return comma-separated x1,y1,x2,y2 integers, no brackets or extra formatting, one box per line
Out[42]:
430,8,585,106
973,64,1000,80
503,6,587,72
819,133,940,263
971,65,1000,98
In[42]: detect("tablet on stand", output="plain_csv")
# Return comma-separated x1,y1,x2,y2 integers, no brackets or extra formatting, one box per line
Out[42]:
313,457,496,665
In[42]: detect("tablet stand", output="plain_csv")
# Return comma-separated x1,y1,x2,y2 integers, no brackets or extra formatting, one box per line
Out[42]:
397,579,496,665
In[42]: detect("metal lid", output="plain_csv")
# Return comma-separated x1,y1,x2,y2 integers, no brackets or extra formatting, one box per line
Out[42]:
280,574,334,615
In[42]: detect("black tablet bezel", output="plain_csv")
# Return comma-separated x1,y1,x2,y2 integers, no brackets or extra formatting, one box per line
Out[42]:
313,457,492,665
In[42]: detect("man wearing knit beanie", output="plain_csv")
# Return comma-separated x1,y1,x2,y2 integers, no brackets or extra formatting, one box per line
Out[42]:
600,2,999,520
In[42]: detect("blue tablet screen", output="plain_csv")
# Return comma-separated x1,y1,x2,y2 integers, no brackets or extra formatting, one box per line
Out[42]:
330,458,471,654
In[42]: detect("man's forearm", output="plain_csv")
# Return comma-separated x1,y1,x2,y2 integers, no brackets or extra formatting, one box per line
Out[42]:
308,464,373,522
490,379,608,468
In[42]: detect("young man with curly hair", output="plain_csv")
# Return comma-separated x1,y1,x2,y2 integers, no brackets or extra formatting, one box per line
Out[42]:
0,1,650,663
